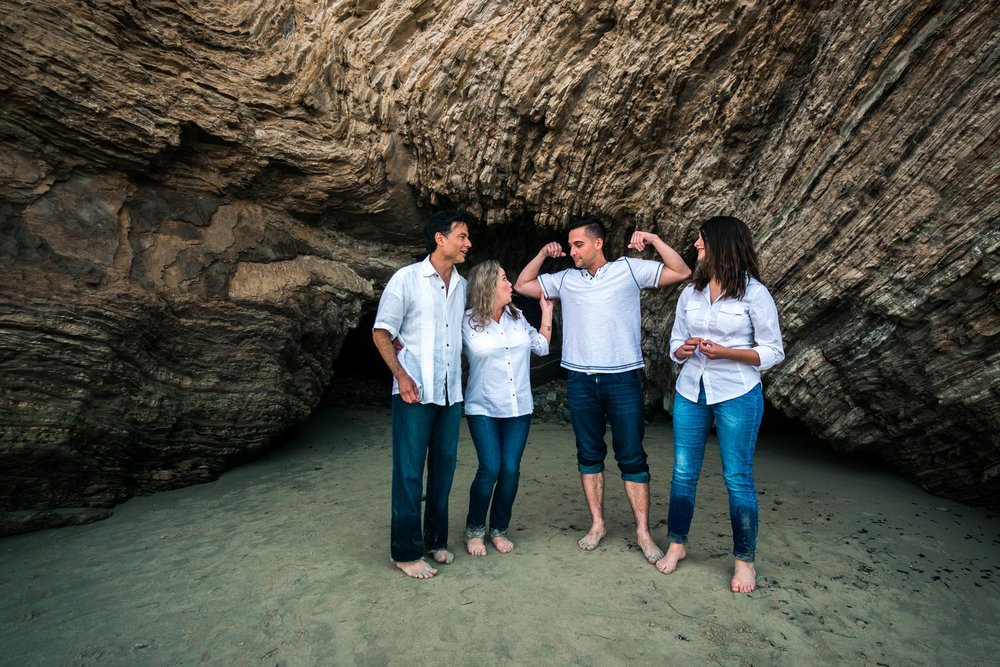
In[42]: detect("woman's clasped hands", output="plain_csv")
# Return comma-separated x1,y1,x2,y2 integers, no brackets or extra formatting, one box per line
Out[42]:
676,336,731,360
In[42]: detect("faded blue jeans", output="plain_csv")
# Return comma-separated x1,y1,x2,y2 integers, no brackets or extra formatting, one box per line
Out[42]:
566,369,650,483
390,395,461,562
667,382,763,561
465,414,532,539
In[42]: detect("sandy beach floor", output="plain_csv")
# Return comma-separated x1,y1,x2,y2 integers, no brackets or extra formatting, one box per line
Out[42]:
2,407,999,666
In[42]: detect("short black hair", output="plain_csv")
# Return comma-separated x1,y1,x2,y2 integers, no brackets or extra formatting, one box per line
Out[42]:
566,215,606,242
424,209,474,254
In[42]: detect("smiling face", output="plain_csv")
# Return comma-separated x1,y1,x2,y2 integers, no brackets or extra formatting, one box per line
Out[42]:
437,222,471,264
694,233,706,262
568,227,605,272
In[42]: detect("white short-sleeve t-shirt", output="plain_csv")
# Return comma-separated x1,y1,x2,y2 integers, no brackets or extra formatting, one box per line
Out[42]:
538,257,662,373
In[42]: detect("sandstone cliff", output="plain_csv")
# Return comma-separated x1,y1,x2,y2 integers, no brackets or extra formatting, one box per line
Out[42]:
1,0,997,532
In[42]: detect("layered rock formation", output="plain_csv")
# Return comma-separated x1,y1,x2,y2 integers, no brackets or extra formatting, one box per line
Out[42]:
1,0,997,532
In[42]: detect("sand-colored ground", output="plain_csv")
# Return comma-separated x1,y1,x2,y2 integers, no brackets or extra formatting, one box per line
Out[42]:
2,407,999,666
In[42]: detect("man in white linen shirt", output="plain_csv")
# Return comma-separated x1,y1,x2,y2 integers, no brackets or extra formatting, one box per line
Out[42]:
514,216,691,564
372,210,473,579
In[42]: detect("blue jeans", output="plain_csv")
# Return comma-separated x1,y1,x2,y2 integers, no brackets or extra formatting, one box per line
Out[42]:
390,395,461,562
566,369,649,483
667,382,763,561
465,414,532,538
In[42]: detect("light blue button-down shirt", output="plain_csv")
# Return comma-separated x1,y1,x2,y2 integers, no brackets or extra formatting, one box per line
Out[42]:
670,278,784,405
373,256,466,405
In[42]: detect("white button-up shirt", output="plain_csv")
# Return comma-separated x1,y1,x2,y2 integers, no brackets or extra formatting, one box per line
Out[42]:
462,309,549,417
670,278,784,405
373,256,466,405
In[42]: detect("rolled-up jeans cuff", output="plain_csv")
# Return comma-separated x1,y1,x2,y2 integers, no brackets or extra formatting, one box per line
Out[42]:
667,532,688,545
733,549,755,562
579,462,604,474
465,526,487,539
622,471,650,483
489,528,508,539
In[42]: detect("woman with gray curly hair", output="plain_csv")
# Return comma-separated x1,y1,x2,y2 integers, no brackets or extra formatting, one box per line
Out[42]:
462,259,553,556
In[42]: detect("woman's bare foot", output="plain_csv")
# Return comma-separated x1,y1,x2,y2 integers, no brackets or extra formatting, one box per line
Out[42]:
466,538,487,557
731,559,756,593
491,535,514,553
428,549,454,564
394,559,438,579
578,523,606,551
637,532,664,563
654,543,686,574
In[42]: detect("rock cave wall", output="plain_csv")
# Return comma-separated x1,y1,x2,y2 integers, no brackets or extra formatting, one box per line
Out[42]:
1,0,997,533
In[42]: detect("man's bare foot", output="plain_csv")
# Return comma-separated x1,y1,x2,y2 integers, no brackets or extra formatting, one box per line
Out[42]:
466,538,487,557
731,559,757,593
428,549,454,564
578,525,606,551
655,543,686,574
637,533,664,563
394,559,438,579
491,535,514,554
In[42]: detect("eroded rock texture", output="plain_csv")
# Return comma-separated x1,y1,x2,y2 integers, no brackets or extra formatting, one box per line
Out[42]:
1,0,997,531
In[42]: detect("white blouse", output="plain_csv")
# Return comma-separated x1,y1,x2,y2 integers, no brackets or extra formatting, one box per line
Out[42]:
670,278,784,405
462,308,549,417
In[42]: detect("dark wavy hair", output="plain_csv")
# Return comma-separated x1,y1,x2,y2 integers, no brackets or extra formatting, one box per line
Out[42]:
692,216,763,300
424,209,474,254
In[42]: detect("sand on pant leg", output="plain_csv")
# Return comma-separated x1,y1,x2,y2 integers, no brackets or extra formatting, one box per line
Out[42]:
2,408,999,665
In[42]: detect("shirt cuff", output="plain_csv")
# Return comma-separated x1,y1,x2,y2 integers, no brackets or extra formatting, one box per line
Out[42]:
669,346,687,364
752,345,774,370
372,321,399,339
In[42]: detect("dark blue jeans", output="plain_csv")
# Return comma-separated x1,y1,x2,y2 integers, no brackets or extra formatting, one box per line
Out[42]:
390,395,461,562
566,369,650,483
465,414,532,538
667,382,763,561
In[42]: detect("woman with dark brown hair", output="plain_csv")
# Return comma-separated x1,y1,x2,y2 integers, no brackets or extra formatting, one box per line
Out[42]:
655,216,785,593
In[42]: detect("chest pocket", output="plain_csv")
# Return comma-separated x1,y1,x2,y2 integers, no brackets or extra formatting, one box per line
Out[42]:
716,303,748,335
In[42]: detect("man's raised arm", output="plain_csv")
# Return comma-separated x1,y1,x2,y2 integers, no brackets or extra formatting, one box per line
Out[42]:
514,242,566,298
628,231,691,286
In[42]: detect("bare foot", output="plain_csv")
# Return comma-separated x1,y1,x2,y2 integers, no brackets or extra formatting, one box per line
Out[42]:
578,524,606,551
637,533,664,563
654,543,686,574
731,559,757,593
466,538,487,557
394,559,438,579
428,549,454,564
491,535,514,554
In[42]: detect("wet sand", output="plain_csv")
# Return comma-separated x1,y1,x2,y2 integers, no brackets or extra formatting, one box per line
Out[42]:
2,407,999,666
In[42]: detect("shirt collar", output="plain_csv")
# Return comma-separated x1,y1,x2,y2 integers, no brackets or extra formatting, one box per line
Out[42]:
579,262,610,280
420,255,437,278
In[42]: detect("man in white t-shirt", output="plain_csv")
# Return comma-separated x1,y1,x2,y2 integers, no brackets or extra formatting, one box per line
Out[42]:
514,216,690,564
372,210,473,579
